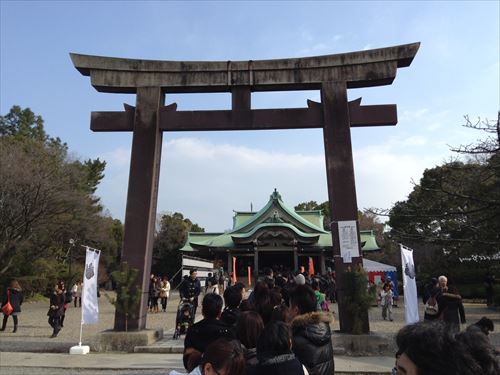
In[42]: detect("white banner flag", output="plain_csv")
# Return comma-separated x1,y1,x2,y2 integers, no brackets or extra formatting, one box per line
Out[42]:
82,248,100,324
400,244,419,324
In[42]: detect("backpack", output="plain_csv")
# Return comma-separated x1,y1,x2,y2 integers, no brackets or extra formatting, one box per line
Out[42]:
424,296,439,315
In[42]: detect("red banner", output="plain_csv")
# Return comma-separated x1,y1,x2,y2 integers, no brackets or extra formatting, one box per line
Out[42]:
309,257,315,276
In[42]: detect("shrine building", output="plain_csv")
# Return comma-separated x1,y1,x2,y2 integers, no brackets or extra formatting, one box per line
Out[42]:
180,189,379,279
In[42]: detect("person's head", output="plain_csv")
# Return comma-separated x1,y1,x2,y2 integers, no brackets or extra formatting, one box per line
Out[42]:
456,327,500,375
54,283,62,293
383,283,390,292
264,267,273,278
294,273,306,285
236,311,264,349
256,321,292,356
396,321,480,375
208,272,212,278
190,269,198,280
200,339,245,375
10,280,21,290
163,275,169,282
289,284,316,315
438,275,448,289
233,282,246,297
202,293,223,319
311,279,319,291
472,317,494,335
223,286,242,309
430,277,438,286
270,304,293,324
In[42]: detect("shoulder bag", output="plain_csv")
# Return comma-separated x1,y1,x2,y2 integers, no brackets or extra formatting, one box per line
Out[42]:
2,289,14,315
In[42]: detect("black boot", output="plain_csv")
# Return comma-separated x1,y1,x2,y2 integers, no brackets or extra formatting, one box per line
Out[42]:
0,315,8,331
12,316,18,332
60,315,65,328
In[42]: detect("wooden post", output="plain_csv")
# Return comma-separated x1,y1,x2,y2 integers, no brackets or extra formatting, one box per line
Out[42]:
114,87,164,331
321,81,368,333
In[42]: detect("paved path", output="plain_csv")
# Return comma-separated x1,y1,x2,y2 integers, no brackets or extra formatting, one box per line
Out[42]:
0,351,395,374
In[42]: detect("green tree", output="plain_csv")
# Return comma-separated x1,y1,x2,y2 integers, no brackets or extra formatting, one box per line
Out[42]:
0,106,112,282
152,212,204,282
387,114,500,281
107,262,141,331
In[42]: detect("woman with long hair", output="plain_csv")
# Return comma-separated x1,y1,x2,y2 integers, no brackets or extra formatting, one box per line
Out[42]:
1,280,23,333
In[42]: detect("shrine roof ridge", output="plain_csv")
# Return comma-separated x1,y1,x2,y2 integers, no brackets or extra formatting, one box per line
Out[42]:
70,42,419,93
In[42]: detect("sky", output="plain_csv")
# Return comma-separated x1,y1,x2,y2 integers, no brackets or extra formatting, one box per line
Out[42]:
1,1,499,232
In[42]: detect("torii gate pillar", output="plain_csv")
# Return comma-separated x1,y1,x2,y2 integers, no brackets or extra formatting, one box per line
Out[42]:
116,87,164,330
322,81,367,332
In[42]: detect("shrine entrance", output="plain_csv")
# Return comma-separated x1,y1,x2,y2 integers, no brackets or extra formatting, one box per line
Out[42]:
71,42,419,333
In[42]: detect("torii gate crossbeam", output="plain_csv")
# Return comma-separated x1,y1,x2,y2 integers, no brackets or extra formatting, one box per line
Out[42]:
71,42,419,332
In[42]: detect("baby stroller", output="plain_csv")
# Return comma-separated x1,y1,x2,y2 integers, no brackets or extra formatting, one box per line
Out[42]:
173,298,195,339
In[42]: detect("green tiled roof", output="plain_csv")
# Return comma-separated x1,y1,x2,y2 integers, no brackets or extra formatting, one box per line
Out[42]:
179,190,380,252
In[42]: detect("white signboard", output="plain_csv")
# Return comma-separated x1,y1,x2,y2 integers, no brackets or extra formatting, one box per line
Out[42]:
182,257,214,270
338,220,360,263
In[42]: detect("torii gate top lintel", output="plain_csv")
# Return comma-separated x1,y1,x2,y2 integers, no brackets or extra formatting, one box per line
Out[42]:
70,42,419,93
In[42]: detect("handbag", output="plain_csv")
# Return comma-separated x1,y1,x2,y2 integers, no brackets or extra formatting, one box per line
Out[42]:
424,296,439,316
2,289,14,315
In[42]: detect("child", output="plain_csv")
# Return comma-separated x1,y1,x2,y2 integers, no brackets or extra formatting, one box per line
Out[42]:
380,283,394,321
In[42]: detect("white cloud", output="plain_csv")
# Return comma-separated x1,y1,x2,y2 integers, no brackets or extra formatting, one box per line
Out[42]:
102,147,131,167
95,134,449,231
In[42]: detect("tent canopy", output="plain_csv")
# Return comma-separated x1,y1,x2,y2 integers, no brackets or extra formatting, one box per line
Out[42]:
362,258,396,273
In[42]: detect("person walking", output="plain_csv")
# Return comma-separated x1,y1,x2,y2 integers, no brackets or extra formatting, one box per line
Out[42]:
380,283,394,321
160,276,171,312
180,269,201,319
1,280,24,333
71,280,82,308
47,283,65,338
437,285,466,333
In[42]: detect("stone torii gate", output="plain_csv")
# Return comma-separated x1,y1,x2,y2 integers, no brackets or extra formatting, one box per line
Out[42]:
71,42,419,332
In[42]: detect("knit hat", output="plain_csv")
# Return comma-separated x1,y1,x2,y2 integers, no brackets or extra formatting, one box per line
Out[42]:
294,274,306,285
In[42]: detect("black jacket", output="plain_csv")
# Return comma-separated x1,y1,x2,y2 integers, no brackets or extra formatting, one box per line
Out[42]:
2,287,23,313
247,353,305,375
437,292,466,327
220,307,240,327
47,292,65,318
180,277,201,300
184,318,234,353
291,311,335,375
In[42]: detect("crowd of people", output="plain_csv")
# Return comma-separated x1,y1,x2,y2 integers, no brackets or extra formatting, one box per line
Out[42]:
0,269,498,374
148,274,172,313
173,267,337,375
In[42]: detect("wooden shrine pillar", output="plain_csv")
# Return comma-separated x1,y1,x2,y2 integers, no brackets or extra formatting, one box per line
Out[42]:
321,81,368,333
114,87,164,331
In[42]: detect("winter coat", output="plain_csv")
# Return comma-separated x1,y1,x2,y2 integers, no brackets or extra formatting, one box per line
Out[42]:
291,311,334,375
184,318,235,354
437,292,466,330
247,353,306,375
220,307,241,327
47,292,65,318
244,346,258,367
160,281,171,298
2,288,23,314
180,277,201,301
